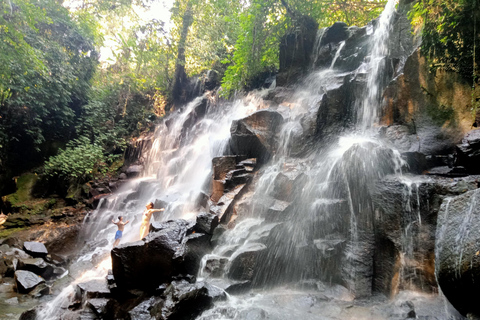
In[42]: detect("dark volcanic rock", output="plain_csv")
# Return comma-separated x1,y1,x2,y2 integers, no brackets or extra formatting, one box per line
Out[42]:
76,279,111,301
456,129,480,173
23,241,48,258
126,165,143,178
156,280,226,320
278,16,318,78
230,110,284,164
19,308,38,320
112,219,213,290
17,258,55,280
14,270,45,293
228,243,267,281
314,73,357,139
86,298,109,317
128,296,162,320
436,189,480,317
194,213,219,235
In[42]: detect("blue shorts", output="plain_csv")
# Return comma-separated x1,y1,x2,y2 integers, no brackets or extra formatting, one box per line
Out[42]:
115,230,123,240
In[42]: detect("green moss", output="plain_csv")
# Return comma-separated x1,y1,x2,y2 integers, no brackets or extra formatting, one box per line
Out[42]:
425,103,457,128
0,227,26,239
14,174,39,202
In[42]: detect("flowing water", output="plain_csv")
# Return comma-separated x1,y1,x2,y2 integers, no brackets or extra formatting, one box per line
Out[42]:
34,0,464,318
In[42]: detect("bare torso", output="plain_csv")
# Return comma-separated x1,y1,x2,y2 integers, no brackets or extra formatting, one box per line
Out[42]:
115,221,127,231
141,209,155,225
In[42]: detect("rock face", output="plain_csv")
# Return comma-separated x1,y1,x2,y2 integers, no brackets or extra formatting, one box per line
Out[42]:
435,189,480,317
278,16,319,84
14,270,45,293
209,156,257,223
111,218,214,290
229,110,284,164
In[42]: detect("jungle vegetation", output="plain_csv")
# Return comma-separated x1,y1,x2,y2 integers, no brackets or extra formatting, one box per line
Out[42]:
0,0,477,191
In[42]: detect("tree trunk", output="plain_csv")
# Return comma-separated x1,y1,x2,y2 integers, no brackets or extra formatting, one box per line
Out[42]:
170,1,194,111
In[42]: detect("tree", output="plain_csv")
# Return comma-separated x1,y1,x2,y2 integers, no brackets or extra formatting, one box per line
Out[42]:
0,0,98,173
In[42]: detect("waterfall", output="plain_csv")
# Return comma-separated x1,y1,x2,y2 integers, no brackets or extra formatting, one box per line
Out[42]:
35,93,264,319
358,0,397,131
34,0,456,318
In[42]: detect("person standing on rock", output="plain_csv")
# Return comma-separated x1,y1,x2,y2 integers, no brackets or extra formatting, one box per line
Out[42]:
139,202,165,239
112,216,129,247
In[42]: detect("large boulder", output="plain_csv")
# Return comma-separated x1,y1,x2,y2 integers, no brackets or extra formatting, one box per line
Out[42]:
229,110,284,164
14,270,45,293
435,189,480,317
371,177,438,296
111,219,213,290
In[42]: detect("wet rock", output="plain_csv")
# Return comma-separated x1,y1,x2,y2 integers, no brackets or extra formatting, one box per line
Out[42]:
28,282,51,297
230,110,284,164
19,308,37,320
322,22,349,44
228,243,267,281
401,152,428,174
86,298,109,316
0,256,11,277
17,258,55,280
194,212,219,235
23,241,48,258
180,97,209,142
225,280,252,295
436,188,480,317
371,177,438,296
156,280,225,320
210,184,247,223
76,279,111,301
126,165,143,178
427,166,469,177
456,129,480,173
14,270,45,293
128,296,161,320
278,15,318,83
112,219,213,290
269,171,308,202
204,257,229,277
315,74,357,139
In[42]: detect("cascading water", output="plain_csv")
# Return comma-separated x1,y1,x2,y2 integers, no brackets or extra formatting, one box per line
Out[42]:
33,0,465,318
357,0,397,131
199,0,460,317
35,94,265,319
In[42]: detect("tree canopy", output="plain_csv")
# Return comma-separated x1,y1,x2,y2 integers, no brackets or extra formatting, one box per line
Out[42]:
4,0,476,190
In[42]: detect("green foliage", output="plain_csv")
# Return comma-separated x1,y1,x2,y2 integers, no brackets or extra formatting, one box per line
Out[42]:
0,0,98,172
219,0,388,96
221,0,282,95
44,137,113,181
409,0,480,80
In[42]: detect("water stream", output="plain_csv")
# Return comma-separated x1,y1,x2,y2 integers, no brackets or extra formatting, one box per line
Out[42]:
34,0,464,318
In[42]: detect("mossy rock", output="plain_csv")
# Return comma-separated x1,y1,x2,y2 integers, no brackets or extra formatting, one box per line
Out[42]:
3,174,39,208
0,227,27,239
